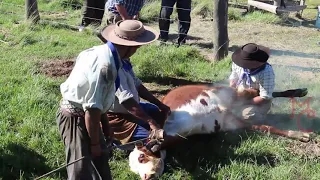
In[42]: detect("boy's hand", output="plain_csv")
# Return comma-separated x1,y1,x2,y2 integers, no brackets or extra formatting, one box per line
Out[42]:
229,80,237,88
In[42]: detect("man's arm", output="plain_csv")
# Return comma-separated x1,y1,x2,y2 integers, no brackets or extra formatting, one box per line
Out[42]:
137,84,171,117
121,98,160,130
115,4,130,20
137,84,162,106
85,108,102,145
85,108,103,157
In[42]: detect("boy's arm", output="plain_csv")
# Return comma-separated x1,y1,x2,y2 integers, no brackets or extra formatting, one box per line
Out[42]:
249,67,275,105
229,63,239,87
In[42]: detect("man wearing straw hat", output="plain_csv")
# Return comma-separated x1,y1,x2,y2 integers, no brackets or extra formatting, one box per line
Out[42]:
229,43,275,124
57,20,163,180
98,20,171,147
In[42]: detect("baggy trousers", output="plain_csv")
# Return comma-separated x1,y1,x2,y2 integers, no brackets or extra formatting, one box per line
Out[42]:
56,108,112,180
159,0,191,43
81,0,106,26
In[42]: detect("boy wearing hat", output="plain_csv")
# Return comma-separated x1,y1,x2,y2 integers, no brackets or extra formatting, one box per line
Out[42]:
229,43,275,123
57,20,161,180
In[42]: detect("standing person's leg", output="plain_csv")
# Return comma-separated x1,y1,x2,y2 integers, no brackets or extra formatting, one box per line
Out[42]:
176,0,191,45
81,0,96,28
57,108,112,180
92,0,106,26
159,0,177,41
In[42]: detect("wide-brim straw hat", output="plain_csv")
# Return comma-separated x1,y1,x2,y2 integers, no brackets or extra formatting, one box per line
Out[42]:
99,20,159,46
232,43,270,69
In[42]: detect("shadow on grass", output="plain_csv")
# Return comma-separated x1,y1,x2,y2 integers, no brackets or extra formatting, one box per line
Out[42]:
168,34,203,41
163,130,276,179
192,42,214,49
0,143,65,180
279,16,317,29
140,76,213,87
39,20,79,31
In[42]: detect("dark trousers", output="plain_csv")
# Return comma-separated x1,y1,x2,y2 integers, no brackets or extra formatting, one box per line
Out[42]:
56,108,112,180
159,0,191,43
81,0,106,26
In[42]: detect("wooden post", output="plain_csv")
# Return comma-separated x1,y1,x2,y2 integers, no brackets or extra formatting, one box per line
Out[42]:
212,0,229,61
273,0,281,7
296,0,305,18
25,0,40,23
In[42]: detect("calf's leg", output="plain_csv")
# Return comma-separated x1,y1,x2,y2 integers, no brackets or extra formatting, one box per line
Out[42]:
250,125,311,142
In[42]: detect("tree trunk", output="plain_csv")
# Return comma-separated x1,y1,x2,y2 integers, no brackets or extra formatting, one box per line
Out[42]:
25,0,40,23
212,0,229,61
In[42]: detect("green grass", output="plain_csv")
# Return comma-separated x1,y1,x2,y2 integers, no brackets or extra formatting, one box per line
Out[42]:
131,44,231,82
1,0,320,180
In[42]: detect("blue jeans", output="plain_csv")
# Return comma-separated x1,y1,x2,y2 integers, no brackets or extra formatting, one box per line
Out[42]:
130,102,161,141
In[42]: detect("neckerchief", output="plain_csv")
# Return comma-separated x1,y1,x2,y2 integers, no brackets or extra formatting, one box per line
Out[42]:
121,59,137,78
237,63,271,88
106,41,120,92
122,59,133,72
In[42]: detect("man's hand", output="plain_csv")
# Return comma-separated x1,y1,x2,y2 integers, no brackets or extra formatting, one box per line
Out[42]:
149,129,165,141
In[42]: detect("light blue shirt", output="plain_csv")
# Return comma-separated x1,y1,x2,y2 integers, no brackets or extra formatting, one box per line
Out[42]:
60,44,121,114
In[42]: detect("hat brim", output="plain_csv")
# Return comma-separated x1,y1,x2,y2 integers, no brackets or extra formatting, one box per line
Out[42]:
100,24,159,46
232,44,269,69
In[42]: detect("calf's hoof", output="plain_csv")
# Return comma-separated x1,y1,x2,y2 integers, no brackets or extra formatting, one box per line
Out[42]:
287,131,311,142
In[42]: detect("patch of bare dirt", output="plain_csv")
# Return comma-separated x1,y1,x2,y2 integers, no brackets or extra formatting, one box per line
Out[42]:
286,140,320,159
38,59,75,78
143,82,173,100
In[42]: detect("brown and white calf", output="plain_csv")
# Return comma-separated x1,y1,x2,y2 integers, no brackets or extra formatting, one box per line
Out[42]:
128,85,311,180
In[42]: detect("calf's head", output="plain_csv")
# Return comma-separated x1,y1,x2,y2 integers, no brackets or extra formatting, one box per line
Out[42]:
129,143,166,180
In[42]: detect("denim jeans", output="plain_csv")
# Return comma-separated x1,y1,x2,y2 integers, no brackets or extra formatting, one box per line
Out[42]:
159,0,192,43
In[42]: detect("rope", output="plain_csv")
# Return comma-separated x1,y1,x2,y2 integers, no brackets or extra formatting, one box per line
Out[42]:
33,137,149,180
34,156,87,180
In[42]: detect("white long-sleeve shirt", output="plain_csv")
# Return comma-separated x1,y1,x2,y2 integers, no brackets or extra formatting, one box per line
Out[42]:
60,44,120,114
108,60,142,114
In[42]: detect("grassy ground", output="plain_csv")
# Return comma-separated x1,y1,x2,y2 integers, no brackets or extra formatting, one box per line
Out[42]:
1,0,320,180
